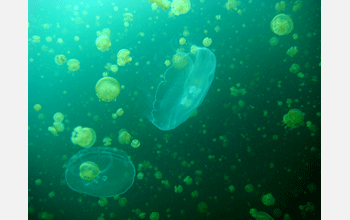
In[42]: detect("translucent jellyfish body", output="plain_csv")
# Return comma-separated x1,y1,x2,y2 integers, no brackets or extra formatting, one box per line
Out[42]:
149,0,171,10
55,55,67,65
171,0,191,15
95,35,111,52
67,59,80,71
95,77,121,102
117,49,132,66
65,147,135,197
71,126,97,148
136,39,216,131
270,14,294,36
283,109,305,129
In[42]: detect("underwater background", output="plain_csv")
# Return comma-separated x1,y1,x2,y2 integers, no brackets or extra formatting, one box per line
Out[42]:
28,0,321,219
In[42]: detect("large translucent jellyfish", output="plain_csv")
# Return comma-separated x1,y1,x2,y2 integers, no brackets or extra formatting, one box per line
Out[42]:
71,126,97,148
96,35,111,52
95,77,121,102
65,147,135,197
270,14,294,36
136,38,216,130
283,109,305,129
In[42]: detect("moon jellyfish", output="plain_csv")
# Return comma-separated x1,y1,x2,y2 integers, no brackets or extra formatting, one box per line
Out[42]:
65,147,135,197
137,38,216,130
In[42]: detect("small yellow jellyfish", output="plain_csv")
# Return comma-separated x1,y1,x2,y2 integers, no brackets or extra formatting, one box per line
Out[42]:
101,28,111,37
137,172,144,180
118,129,131,144
179,37,186,45
164,60,171,67
293,33,298,40
53,112,64,122
215,15,221,20
95,35,111,52
74,36,80,41
116,108,124,116
183,29,189,37
112,113,117,119
54,55,67,65
150,212,160,220
171,0,191,15
57,38,63,44
172,52,189,69
262,193,275,206
53,122,65,132
269,37,279,46
124,22,130,27
105,63,112,71
286,46,298,57
214,26,221,33
67,59,80,71
48,126,58,136
202,37,212,47
250,209,274,220
245,184,254,192
225,0,241,11
110,64,118,73
131,139,140,148
34,104,42,111
275,1,286,11
48,191,55,198
79,161,99,181
197,202,208,213
289,63,300,73
46,36,52,43
124,13,134,22
117,49,132,66
149,0,171,10
35,179,42,185
270,14,294,36
103,137,112,146
151,3,158,10
71,126,97,148
292,1,303,12
32,35,41,43
283,109,305,129
95,77,121,102
190,45,198,54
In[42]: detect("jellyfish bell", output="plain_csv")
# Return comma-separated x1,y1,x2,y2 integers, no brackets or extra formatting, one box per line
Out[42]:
96,35,111,52
71,126,97,148
67,59,80,71
95,77,121,102
55,55,67,65
270,14,294,36
79,161,100,181
171,0,191,15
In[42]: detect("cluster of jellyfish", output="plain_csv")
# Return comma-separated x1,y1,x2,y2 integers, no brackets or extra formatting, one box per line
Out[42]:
48,112,65,136
54,54,80,72
148,0,191,16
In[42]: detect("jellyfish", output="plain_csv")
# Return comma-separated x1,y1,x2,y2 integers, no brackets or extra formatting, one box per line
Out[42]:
225,0,241,11
48,126,58,136
34,104,42,111
110,64,118,73
171,0,191,15
65,147,135,197
202,37,212,47
95,77,121,102
118,129,131,144
124,13,133,22
53,122,65,132
55,55,67,65
135,37,216,131
96,35,111,52
179,37,186,45
117,49,132,66
250,209,274,220
262,193,275,206
103,137,112,146
149,0,171,10
67,59,80,71
53,112,64,122
286,46,298,57
275,1,286,12
101,28,111,37
131,139,140,148
71,126,97,148
31,35,40,43
289,63,300,73
283,109,305,129
269,37,279,46
270,14,294,36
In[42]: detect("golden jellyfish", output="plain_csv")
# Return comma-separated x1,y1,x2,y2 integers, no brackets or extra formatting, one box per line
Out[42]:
183,29,189,37
31,35,40,43
197,202,208,213
74,36,80,41
202,37,212,47
118,129,131,144
53,122,65,132
34,104,42,111
270,14,294,36
54,54,67,65
275,1,286,12
116,108,124,116
131,139,140,148
95,35,111,52
124,13,133,22
283,109,305,129
151,3,158,10
101,28,111,37
79,161,99,181
57,38,63,44
124,22,130,27
225,0,241,11
214,26,221,33
172,52,189,69
48,126,58,136
171,0,191,15
117,49,132,66
67,59,80,71
46,36,52,43
164,60,171,67
71,126,97,148
149,0,171,10
103,137,112,146
190,45,198,54
269,36,279,46
110,64,118,73
286,46,298,57
292,1,303,12
250,209,274,220
53,112,64,122
105,63,112,71
179,37,186,45
95,77,121,102
289,63,300,73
